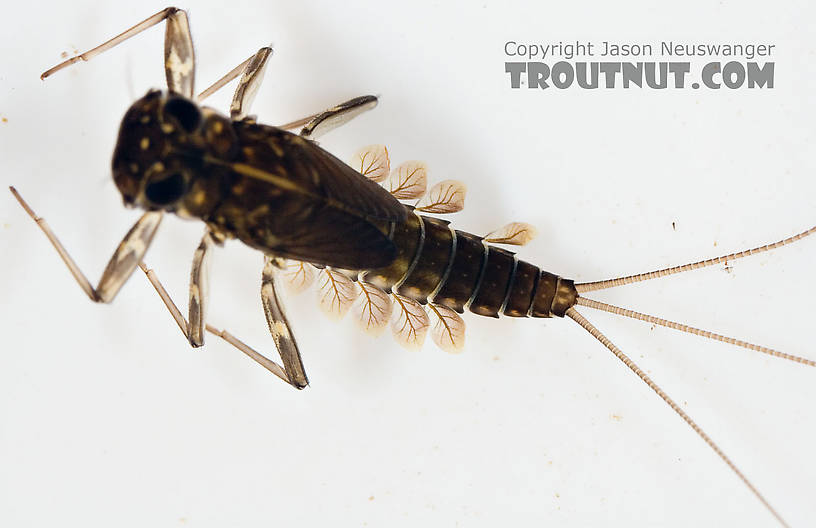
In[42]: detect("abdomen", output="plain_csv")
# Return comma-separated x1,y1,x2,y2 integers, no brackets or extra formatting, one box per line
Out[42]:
360,211,578,318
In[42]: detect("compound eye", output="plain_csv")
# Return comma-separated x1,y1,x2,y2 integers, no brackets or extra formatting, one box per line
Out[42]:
163,96,202,133
145,172,186,205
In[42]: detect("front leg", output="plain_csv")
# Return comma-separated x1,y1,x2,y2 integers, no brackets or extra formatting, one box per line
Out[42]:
230,48,273,120
41,7,196,98
10,186,162,303
196,46,274,119
194,47,377,136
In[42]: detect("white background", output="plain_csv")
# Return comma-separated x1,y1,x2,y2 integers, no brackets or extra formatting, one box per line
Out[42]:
1,1,815,526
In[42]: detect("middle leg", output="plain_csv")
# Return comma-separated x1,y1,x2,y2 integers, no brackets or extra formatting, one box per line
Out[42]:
196,46,379,137
139,258,300,387
138,232,308,387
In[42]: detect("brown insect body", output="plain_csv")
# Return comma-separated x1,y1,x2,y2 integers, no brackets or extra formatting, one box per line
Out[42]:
362,214,577,318
113,89,578,319
113,90,407,270
16,10,812,526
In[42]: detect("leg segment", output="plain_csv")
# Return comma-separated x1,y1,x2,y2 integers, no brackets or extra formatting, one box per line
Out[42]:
41,7,196,98
230,47,273,120
188,229,215,347
296,95,378,139
196,47,274,119
275,96,379,136
163,8,196,97
10,186,162,303
262,257,309,388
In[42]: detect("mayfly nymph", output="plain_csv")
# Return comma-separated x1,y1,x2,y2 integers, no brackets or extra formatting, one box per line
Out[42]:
10,8,814,528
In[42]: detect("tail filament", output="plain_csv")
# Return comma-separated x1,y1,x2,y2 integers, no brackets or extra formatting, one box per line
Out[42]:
575,296,815,367
566,307,790,528
576,225,816,293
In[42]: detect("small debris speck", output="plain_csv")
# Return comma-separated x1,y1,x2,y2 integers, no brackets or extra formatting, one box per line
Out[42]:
1,117,7,123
